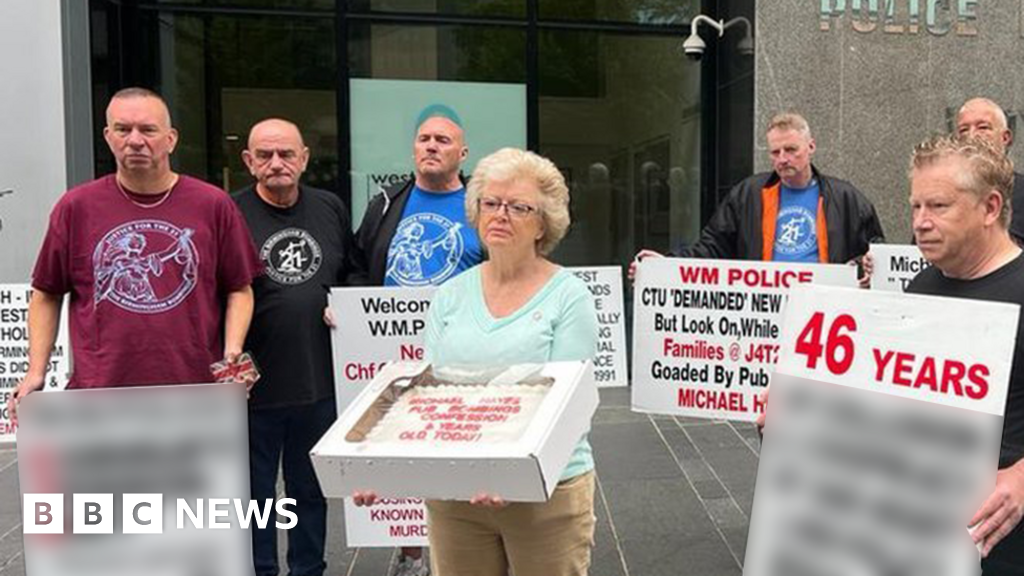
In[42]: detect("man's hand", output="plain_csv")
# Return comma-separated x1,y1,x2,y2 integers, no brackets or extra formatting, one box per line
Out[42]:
851,253,874,289
629,249,665,283
323,306,336,329
470,493,507,508
9,374,45,427
970,462,1024,557
754,386,770,436
353,491,379,507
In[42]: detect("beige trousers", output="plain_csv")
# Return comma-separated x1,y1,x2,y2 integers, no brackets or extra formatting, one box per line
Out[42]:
426,471,597,576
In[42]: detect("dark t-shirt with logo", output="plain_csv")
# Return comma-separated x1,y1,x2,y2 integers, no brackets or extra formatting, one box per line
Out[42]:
32,174,262,389
233,185,354,409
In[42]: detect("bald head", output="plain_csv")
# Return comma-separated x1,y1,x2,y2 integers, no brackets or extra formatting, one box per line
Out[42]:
243,118,310,199
957,98,1012,153
247,118,305,150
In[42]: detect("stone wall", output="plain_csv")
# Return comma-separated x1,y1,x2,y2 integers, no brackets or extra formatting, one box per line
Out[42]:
755,1,1024,243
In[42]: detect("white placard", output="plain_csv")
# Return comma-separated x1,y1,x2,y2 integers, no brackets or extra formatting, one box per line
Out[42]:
343,498,428,547
569,266,627,387
17,383,252,576
0,284,69,441
631,258,857,422
870,243,931,292
744,285,1017,576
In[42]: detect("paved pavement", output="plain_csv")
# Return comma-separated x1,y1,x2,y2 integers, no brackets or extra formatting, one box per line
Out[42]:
0,387,762,576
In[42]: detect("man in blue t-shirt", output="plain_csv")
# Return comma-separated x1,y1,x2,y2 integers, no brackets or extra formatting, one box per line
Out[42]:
354,107,483,289
350,106,483,576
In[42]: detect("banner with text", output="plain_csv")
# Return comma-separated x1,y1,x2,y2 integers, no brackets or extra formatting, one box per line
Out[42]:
631,259,857,421
0,284,69,441
870,243,930,292
744,285,1016,576
568,267,627,387
329,266,625,547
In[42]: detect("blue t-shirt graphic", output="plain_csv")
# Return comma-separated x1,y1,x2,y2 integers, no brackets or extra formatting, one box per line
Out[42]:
384,186,483,286
772,180,820,262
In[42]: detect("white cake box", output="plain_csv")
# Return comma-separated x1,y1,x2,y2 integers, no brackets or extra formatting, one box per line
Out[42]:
311,360,597,502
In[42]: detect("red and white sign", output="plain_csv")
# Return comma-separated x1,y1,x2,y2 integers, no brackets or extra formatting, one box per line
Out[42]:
631,259,857,421
744,285,1017,576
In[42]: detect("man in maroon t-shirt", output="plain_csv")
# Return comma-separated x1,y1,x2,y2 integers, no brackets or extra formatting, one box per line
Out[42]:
9,87,261,422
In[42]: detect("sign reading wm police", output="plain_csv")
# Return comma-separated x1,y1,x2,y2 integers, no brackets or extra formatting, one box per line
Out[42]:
819,0,980,36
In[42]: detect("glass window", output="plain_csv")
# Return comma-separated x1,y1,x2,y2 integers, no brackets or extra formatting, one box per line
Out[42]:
348,23,526,83
539,0,699,25
348,0,525,18
145,0,334,10
539,32,701,266
123,12,337,192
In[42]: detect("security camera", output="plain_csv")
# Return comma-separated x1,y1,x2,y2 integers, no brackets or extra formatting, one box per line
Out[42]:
682,34,706,60
736,36,754,57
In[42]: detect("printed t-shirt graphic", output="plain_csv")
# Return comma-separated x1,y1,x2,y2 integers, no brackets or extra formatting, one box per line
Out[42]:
773,180,820,262
93,219,199,313
384,186,482,287
260,228,323,285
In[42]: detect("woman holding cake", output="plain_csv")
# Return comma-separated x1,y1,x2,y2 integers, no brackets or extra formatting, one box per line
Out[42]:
357,147,599,575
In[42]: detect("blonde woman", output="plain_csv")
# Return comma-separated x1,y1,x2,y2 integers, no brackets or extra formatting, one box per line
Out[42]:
421,147,598,575
354,148,598,574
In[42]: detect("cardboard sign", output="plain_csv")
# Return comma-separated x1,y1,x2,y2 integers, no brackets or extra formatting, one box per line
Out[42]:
17,383,252,576
0,284,70,440
744,285,1016,576
569,267,628,388
631,258,857,421
870,243,931,292
328,267,616,547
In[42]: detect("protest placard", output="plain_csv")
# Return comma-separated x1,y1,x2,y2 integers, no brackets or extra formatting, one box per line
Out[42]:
0,284,69,440
18,383,252,576
569,266,627,387
744,284,1016,576
631,258,856,421
870,243,931,292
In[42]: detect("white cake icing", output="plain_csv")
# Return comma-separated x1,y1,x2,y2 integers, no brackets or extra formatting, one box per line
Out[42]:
364,384,551,445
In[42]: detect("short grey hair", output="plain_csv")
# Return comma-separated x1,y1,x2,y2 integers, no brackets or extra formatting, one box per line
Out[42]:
767,112,812,140
910,133,1014,228
466,148,571,256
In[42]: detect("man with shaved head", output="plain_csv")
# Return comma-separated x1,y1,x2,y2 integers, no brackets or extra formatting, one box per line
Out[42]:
12,87,260,411
233,118,356,576
956,97,1024,243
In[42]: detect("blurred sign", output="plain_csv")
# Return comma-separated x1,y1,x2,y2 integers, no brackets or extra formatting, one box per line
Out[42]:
17,383,252,575
744,285,1017,575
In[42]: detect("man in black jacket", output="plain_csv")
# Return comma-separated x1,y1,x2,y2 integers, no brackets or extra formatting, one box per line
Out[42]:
631,112,883,283
955,97,1024,244
349,107,483,576
353,106,483,288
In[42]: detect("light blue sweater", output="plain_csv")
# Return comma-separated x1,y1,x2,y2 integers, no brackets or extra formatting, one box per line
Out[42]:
424,265,598,480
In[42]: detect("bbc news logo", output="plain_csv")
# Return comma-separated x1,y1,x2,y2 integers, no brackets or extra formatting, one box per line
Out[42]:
23,494,297,534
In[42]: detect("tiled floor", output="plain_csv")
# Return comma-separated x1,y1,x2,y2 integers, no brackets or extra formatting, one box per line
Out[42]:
0,388,761,576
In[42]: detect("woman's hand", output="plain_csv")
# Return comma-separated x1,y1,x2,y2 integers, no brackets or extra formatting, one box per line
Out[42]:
352,491,379,506
469,493,507,508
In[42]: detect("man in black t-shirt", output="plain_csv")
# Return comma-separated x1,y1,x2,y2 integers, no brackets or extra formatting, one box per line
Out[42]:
955,98,1024,244
233,118,356,576
905,134,1024,575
